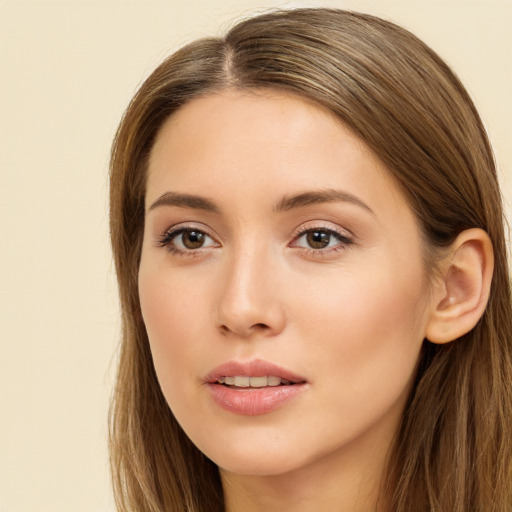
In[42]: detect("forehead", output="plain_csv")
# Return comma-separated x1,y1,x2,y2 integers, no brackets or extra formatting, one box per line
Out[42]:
146,89,409,221
148,89,350,175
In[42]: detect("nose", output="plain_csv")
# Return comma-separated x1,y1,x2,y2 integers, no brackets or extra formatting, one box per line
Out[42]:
215,245,286,339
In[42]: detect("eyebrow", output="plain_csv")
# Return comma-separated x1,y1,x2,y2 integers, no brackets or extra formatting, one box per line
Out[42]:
147,188,374,216
274,189,375,215
148,192,220,213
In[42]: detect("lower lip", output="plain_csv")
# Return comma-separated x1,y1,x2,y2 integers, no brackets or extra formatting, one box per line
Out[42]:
206,383,307,416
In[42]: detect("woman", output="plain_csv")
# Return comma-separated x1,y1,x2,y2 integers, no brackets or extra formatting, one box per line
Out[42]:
109,8,512,512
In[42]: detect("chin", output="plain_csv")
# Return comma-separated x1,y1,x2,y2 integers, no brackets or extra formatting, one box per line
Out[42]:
195,432,310,477
216,454,306,477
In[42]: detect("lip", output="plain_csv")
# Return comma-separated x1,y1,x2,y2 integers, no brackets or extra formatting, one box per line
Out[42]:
205,359,307,384
205,359,308,416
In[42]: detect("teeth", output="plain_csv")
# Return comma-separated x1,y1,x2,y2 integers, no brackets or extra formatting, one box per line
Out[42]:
249,376,268,388
234,376,250,387
267,376,281,386
217,375,292,387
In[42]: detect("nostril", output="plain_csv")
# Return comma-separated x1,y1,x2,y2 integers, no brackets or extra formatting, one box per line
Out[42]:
218,322,271,336
252,323,270,330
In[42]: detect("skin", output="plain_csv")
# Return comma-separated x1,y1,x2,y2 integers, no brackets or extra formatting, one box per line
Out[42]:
138,90,440,512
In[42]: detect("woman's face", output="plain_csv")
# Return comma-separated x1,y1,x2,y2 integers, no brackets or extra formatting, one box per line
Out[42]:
139,90,436,478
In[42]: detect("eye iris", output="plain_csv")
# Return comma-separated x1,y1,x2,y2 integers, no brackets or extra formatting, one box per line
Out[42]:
307,230,330,249
182,230,205,249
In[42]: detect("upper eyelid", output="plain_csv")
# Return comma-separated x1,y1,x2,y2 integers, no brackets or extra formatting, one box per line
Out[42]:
161,222,216,237
291,221,354,239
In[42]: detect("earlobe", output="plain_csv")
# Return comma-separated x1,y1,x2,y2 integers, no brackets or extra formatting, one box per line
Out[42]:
425,228,494,344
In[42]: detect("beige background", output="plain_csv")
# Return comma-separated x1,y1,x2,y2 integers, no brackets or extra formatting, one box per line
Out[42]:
0,1,510,511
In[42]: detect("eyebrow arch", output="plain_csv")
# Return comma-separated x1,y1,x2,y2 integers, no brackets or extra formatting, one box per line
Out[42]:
274,189,375,215
148,192,220,213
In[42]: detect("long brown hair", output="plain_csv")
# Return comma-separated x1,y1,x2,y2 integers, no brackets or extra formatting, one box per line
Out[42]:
109,8,512,511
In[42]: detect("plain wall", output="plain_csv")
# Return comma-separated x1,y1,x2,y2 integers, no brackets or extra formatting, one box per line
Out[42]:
1,1,510,511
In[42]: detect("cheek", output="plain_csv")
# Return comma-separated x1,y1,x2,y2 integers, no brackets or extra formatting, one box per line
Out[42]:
288,269,428,451
294,256,429,395
138,268,208,391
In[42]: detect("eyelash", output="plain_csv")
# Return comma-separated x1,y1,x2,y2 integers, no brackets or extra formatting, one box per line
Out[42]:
157,224,354,257
291,225,353,255
157,225,218,257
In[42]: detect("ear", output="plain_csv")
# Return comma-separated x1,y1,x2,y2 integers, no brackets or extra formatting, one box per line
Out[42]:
425,228,494,344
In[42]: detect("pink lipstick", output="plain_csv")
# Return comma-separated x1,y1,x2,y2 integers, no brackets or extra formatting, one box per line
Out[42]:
205,359,308,416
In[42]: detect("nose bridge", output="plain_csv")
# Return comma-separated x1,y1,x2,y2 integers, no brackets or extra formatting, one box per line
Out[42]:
216,238,285,337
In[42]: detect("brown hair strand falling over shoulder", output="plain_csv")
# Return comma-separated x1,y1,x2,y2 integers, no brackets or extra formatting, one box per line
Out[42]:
109,8,512,512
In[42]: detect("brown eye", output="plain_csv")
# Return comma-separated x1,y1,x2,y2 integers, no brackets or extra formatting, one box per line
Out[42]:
180,230,206,249
306,230,331,249
291,227,353,253
159,227,218,253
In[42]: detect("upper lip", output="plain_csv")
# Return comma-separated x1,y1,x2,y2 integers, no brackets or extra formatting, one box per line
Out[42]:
205,359,307,384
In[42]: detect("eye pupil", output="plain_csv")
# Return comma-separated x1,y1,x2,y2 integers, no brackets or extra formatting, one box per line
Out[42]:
182,230,205,249
307,230,330,249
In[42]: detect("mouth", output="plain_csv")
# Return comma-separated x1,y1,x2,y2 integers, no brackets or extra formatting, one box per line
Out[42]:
206,359,307,387
205,360,308,415
215,375,298,388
